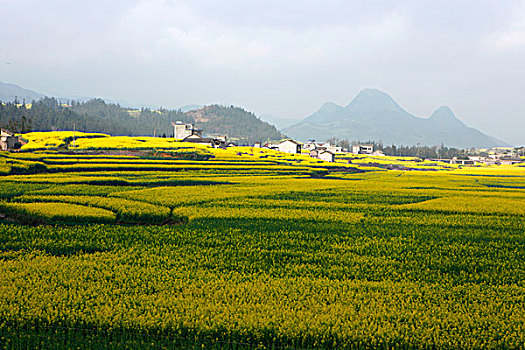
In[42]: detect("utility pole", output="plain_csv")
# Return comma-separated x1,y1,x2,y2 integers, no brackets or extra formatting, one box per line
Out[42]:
73,123,76,148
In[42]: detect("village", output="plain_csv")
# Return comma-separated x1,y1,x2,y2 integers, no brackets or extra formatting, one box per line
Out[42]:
168,121,525,165
2,122,524,166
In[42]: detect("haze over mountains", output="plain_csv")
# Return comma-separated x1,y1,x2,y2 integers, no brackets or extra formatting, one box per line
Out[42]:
284,89,506,148
0,81,509,148
0,82,45,102
0,81,130,106
259,114,302,130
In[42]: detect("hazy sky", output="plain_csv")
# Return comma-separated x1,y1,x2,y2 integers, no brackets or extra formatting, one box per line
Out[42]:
1,0,524,145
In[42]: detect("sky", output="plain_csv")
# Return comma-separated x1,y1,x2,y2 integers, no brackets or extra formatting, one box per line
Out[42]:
0,0,524,145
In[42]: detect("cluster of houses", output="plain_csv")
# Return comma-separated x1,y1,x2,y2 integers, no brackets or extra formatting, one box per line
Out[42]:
430,147,524,166
467,147,524,165
173,121,348,162
259,140,386,162
172,122,394,163
4,121,523,167
434,157,523,166
172,121,236,149
258,140,339,162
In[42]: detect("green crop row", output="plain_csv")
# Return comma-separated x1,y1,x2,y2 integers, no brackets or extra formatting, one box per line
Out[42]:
0,202,115,225
12,195,173,224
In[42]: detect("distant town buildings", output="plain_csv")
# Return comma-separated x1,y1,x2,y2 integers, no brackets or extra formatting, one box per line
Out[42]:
304,140,343,153
429,149,524,166
467,155,523,165
169,121,523,167
460,147,523,165
304,140,340,162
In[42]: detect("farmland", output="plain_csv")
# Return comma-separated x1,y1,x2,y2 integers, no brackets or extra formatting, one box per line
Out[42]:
0,133,524,349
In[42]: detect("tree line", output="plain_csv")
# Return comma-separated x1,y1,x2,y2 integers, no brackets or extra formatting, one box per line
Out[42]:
0,98,187,136
328,138,483,159
0,98,283,144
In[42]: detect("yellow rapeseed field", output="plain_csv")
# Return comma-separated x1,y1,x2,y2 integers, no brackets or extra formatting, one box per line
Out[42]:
0,132,524,348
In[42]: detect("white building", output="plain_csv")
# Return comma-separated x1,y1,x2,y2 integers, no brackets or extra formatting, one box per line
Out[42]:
352,144,373,154
326,145,343,153
276,140,301,154
172,121,202,140
303,140,318,151
0,129,20,151
318,150,335,162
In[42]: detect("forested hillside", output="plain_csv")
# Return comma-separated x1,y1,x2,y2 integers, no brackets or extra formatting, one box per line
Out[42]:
0,98,283,144
0,98,183,136
188,105,283,144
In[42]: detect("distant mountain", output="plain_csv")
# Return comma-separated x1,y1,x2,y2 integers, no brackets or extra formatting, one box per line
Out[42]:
0,82,45,102
259,114,302,130
428,106,466,128
301,102,344,125
284,89,507,148
1,82,506,147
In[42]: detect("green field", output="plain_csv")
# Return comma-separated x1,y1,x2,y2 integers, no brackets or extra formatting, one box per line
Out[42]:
0,141,524,349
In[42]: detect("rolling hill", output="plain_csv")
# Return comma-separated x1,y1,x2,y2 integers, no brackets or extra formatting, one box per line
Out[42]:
185,105,284,144
0,82,283,144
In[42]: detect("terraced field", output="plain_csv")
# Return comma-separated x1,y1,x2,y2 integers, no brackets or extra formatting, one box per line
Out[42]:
0,143,524,349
